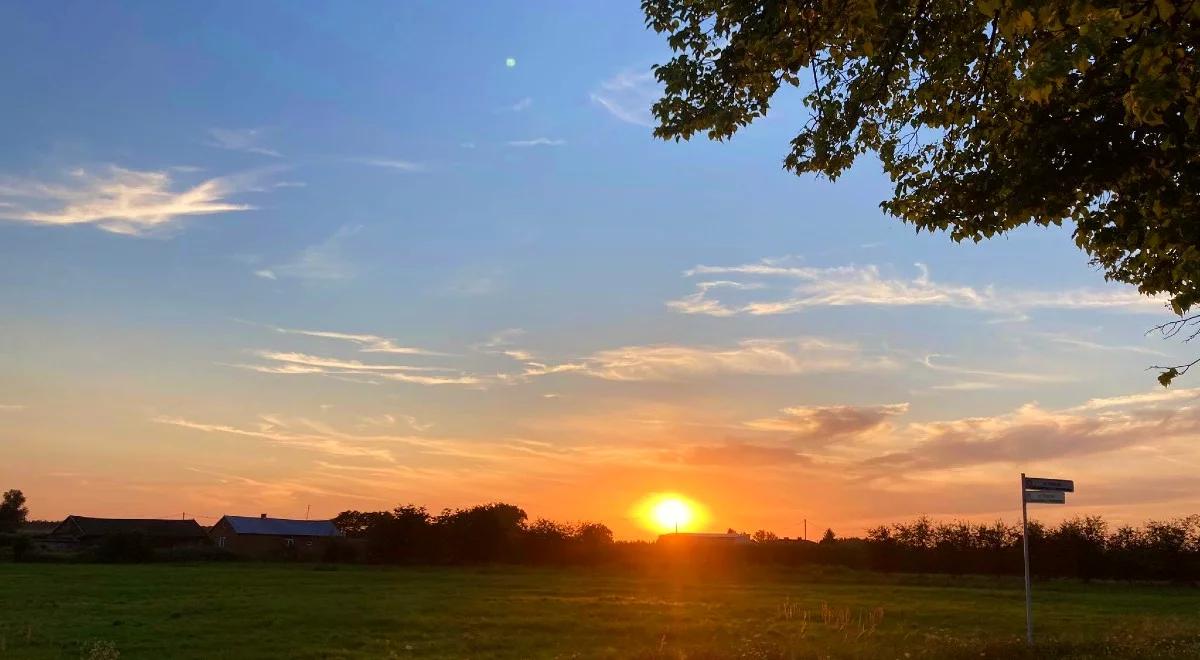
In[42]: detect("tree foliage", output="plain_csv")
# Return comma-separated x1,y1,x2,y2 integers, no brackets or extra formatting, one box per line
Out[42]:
643,0,1200,380
0,489,27,533
332,502,615,565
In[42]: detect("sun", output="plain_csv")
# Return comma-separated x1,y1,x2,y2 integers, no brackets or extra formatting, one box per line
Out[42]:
653,498,691,532
633,493,708,535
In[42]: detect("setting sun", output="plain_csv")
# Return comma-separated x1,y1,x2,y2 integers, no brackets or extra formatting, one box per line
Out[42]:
634,493,708,535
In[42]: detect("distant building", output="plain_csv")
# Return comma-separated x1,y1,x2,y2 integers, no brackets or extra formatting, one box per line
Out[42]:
209,514,341,560
47,516,208,549
657,532,752,545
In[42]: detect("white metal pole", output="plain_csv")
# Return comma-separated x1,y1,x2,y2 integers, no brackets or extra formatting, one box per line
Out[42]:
1021,472,1033,646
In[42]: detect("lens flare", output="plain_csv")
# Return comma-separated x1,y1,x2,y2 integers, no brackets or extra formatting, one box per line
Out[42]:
505,57,517,68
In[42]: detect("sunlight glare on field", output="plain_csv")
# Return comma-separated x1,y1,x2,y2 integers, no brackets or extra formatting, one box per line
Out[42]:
634,493,708,535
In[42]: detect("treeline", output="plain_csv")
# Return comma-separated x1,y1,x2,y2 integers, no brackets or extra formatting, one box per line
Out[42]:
332,503,615,565
334,508,1200,582
856,515,1200,582
727,515,1200,583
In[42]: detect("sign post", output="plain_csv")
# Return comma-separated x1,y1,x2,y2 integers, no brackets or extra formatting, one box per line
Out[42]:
1020,473,1073,647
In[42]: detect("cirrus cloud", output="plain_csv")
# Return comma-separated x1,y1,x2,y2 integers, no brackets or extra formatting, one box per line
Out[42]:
0,166,259,236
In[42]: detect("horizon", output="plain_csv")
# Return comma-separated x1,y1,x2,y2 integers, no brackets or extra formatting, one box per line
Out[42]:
3,1,1198,543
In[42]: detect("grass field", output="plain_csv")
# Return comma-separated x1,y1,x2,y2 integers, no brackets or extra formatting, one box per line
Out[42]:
2,563,1200,659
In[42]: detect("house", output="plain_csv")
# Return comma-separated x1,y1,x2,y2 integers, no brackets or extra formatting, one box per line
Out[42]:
47,516,208,549
209,514,341,560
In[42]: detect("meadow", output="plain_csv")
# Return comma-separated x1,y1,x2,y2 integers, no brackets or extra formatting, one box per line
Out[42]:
2,563,1199,659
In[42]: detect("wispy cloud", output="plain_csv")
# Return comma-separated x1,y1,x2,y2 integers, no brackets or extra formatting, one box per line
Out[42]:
350,158,425,172
259,225,359,281
236,350,484,387
273,327,439,355
921,354,1073,384
358,413,434,432
590,69,659,127
475,328,526,350
206,128,281,157
156,415,396,461
500,97,533,112
517,337,892,382
745,403,909,445
673,442,810,466
0,404,26,412
0,166,256,236
506,138,565,147
669,260,1163,317
1036,332,1166,356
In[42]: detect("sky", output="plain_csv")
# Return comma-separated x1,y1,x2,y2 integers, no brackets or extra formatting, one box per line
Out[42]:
1,1,1196,540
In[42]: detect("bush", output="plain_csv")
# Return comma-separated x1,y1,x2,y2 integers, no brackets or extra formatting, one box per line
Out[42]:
12,535,31,561
153,545,234,562
92,532,154,563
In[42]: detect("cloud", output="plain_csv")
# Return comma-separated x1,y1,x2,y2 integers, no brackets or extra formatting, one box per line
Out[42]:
351,158,425,172
575,337,890,382
0,166,256,236
506,138,565,147
864,388,1200,471
501,97,533,112
206,128,281,157
590,69,659,127
928,381,1002,392
156,415,396,461
745,403,910,444
674,442,810,466
358,413,434,432
444,269,504,296
1037,333,1166,356
237,351,484,386
273,327,439,355
669,260,1164,317
476,328,526,350
0,404,26,412
262,225,359,281
921,354,1072,384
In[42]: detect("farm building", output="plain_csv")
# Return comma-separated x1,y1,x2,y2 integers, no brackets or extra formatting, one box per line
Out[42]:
209,514,341,560
47,516,208,549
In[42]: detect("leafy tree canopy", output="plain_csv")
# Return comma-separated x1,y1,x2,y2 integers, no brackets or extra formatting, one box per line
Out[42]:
0,489,28,532
643,0,1199,380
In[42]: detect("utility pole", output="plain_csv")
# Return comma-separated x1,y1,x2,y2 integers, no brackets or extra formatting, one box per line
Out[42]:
803,518,807,542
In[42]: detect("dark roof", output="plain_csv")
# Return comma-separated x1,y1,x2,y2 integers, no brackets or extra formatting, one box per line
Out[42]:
54,516,207,539
219,515,340,537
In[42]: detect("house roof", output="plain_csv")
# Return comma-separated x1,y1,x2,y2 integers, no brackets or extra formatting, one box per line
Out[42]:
54,516,207,539
220,515,340,537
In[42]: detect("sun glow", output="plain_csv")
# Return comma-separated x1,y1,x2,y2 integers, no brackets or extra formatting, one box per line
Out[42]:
634,493,708,534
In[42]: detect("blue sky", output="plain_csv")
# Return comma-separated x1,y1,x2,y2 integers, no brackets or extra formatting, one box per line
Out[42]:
1,2,1194,538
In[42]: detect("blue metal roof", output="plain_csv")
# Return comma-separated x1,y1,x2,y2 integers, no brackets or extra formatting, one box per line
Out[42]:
222,515,340,537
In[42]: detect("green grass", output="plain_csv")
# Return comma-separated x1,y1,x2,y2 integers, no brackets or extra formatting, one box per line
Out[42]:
2,563,1199,659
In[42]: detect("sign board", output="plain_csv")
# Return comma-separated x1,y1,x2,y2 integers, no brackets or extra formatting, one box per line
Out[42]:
1023,477,1074,492
1024,490,1066,504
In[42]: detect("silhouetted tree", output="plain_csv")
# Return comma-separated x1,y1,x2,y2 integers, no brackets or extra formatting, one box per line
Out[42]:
752,529,778,543
0,490,28,533
436,503,527,563
819,528,836,545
